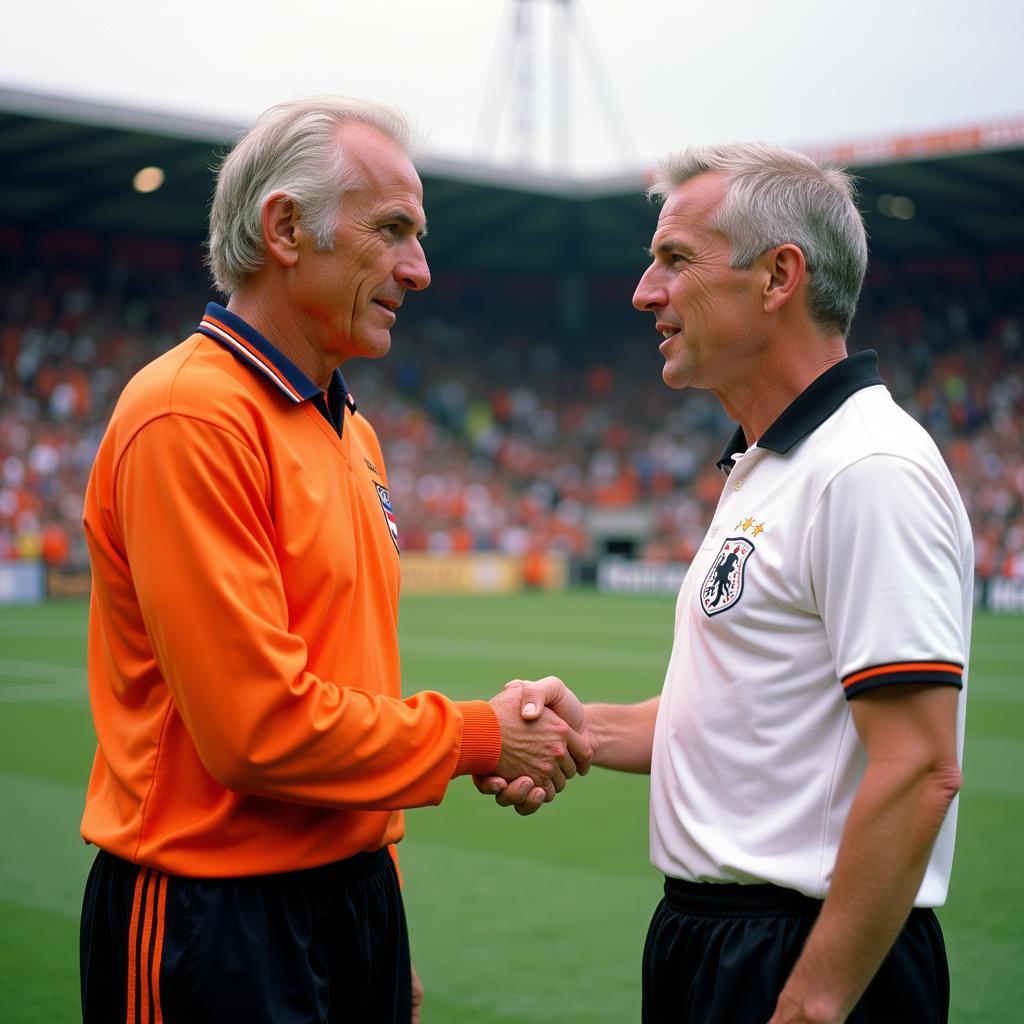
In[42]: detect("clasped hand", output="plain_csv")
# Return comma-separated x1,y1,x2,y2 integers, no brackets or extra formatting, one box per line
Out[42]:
478,676,591,815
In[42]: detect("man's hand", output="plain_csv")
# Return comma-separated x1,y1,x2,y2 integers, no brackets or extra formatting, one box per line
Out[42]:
765,990,842,1024
488,679,591,792
520,675,588,737
411,965,423,1023
477,677,591,815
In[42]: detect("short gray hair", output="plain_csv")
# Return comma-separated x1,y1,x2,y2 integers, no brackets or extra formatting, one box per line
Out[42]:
649,143,868,337
207,96,412,295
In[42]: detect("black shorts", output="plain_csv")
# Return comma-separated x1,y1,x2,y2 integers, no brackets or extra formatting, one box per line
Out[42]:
80,847,411,1024
643,878,949,1024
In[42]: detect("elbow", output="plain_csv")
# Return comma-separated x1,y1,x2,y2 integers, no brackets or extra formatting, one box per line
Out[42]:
198,740,264,794
926,760,963,813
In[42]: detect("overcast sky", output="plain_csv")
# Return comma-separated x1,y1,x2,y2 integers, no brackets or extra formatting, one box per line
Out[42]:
3,0,1022,176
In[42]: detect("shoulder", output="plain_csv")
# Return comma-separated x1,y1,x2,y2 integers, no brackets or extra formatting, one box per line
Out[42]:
805,385,952,480
120,335,257,416
846,385,942,455
798,384,967,522
107,334,275,453
812,389,970,546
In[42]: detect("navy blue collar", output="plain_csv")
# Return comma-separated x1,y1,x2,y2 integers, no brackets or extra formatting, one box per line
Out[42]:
197,302,355,434
717,350,884,473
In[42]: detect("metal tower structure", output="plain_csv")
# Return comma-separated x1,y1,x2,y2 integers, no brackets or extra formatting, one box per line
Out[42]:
473,0,638,173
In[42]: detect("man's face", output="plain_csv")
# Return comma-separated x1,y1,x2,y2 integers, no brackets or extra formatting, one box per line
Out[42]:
292,122,430,363
633,172,764,392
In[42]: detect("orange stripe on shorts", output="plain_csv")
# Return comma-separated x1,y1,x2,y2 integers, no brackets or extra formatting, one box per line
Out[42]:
138,872,156,1024
151,873,168,1024
126,868,148,1024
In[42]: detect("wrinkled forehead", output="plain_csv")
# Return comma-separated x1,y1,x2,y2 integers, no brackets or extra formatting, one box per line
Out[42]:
339,122,425,203
660,172,727,227
651,172,729,246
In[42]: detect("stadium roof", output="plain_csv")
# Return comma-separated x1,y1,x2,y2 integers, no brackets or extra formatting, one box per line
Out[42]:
3,86,1023,279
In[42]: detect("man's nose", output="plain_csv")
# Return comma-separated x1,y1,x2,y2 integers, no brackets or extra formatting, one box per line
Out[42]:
633,265,665,311
397,241,430,291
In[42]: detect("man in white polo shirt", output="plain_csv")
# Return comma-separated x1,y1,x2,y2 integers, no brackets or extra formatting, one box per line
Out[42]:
484,143,972,1023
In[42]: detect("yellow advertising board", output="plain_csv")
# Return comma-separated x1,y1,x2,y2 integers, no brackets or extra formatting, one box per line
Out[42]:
400,553,567,595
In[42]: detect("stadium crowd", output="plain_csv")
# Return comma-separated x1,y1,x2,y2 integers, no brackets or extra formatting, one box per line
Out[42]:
1,234,1021,580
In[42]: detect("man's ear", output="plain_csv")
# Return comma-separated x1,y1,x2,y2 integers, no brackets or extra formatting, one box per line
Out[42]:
262,193,300,268
762,243,806,315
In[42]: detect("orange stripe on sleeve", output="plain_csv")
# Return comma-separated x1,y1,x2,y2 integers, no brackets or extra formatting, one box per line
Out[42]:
126,868,147,1024
843,662,962,688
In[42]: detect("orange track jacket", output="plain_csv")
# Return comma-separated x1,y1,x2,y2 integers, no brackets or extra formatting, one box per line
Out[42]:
81,305,502,876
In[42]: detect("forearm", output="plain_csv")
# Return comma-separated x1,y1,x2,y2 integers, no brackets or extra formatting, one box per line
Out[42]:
143,570,496,807
117,417,501,809
585,697,659,773
182,671,497,808
772,756,961,1022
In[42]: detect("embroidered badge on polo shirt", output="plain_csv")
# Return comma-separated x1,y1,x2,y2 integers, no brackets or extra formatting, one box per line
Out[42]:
700,537,755,616
375,483,400,551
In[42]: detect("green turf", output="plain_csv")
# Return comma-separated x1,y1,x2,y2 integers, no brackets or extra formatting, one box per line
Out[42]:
0,594,1020,1022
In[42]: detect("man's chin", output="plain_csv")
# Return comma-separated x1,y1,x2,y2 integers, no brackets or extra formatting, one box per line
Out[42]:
353,332,392,361
662,362,690,390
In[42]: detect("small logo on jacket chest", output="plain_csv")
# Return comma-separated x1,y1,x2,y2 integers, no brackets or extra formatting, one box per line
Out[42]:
375,483,400,551
700,537,755,616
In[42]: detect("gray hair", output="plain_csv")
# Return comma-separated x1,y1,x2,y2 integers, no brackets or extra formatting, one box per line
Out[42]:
207,96,413,295
649,143,868,337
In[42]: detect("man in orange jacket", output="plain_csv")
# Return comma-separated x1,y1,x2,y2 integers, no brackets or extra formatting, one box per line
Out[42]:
79,95,589,1024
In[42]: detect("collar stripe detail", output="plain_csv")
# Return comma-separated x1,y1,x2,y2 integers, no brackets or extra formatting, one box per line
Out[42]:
198,316,304,403
842,661,963,699
195,303,352,426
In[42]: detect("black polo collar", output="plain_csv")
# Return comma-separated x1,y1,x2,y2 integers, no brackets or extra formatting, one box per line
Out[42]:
196,302,356,436
716,350,884,473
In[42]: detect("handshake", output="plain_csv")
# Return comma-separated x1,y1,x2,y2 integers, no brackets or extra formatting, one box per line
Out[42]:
478,676,590,816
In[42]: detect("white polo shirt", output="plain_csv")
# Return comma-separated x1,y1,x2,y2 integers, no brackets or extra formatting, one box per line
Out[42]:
649,351,973,905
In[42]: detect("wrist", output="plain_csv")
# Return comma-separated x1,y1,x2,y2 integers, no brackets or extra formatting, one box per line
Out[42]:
452,700,502,777
773,980,846,1024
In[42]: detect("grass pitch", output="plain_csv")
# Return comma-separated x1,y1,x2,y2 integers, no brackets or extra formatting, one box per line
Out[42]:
0,593,1021,1022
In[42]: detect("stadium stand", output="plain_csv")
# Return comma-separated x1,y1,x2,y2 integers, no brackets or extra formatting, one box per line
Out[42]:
1,92,1022,593
1,228,1021,584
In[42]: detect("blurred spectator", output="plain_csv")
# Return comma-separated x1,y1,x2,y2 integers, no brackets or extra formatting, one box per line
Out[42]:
1,234,1021,581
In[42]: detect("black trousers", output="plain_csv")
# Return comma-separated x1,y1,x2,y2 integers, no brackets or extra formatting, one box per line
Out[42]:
643,878,949,1024
81,847,411,1024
